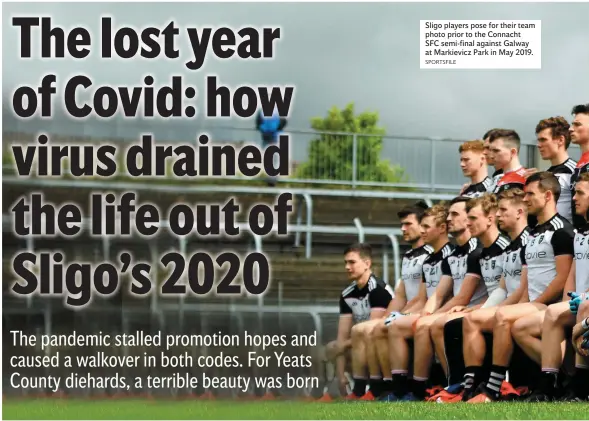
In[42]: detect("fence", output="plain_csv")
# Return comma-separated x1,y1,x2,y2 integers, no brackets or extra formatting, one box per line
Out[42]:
4,122,573,192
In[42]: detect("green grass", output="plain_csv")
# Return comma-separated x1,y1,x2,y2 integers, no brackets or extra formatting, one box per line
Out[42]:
3,398,589,420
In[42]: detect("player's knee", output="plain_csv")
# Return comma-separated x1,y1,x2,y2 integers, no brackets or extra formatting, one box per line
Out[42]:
415,319,430,337
463,313,476,334
431,319,445,339
511,318,528,340
494,308,511,329
545,304,566,328
351,323,363,340
578,300,589,318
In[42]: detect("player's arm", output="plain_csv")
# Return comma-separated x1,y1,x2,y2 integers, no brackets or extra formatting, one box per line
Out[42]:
533,229,574,304
482,275,508,308
563,260,577,302
438,249,483,312
403,282,428,313
369,287,393,320
424,275,453,314
386,281,407,313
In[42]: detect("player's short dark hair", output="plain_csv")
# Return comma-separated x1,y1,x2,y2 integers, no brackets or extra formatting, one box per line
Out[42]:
344,242,372,259
536,116,571,149
572,104,589,116
489,129,521,151
450,196,472,207
483,128,500,140
579,173,589,184
397,200,429,222
525,171,561,203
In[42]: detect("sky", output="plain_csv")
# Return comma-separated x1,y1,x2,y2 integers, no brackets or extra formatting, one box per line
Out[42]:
2,2,588,158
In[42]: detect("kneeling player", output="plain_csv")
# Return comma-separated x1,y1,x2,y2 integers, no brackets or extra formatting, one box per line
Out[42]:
324,243,393,398
459,188,530,401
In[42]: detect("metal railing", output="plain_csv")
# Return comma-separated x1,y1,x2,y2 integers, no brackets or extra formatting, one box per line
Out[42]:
2,177,456,260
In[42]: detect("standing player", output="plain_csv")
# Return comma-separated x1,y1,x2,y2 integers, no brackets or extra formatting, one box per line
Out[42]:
467,172,575,403
459,140,493,197
489,130,527,194
350,202,433,400
324,243,393,399
383,204,455,401
483,129,503,193
429,194,511,402
569,104,589,230
533,117,577,223
391,197,484,401
509,173,589,401
459,189,530,401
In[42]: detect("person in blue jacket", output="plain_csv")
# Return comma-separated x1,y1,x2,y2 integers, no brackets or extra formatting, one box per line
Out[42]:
256,109,287,148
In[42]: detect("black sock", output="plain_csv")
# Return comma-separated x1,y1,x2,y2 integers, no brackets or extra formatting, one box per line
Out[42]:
461,366,482,399
382,378,393,393
392,373,409,397
485,365,507,400
368,377,383,397
574,368,589,400
539,370,560,398
444,318,466,385
412,378,427,400
353,378,367,397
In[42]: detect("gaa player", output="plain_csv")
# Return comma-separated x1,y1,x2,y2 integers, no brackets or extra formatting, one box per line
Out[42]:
533,117,576,223
459,189,530,401
569,104,589,230
468,172,575,403
350,202,433,400
383,204,455,401
429,194,511,402
324,243,393,399
389,197,484,401
483,129,503,193
509,173,589,401
459,140,493,198
488,130,527,194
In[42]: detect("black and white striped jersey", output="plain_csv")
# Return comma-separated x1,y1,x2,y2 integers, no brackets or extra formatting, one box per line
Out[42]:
421,242,455,298
574,223,589,294
339,274,393,323
522,214,575,302
548,158,576,224
502,228,531,296
479,234,511,296
401,244,434,302
441,237,486,306
463,177,493,198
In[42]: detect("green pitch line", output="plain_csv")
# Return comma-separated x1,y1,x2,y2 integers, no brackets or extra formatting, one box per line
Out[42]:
2,398,589,420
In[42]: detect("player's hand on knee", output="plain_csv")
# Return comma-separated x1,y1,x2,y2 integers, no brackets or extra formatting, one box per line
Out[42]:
568,292,588,314
384,311,405,326
449,305,466,314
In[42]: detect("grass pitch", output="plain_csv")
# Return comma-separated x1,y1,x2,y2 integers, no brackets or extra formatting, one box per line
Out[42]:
3,398,589,420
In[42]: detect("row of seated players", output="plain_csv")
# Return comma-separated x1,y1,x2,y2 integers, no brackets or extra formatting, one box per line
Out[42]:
322,104,589,403
324,175,589,402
